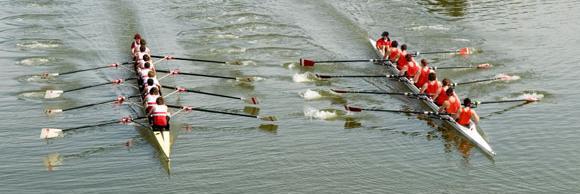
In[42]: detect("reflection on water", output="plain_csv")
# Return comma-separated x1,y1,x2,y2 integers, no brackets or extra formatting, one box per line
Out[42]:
419,0,468,17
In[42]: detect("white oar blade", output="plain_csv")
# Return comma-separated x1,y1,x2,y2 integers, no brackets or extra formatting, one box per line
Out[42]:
258,115,277,122
45,109,63,114
236,77,255,82
243,97,260,105
44,90,63,99
40,128,63,139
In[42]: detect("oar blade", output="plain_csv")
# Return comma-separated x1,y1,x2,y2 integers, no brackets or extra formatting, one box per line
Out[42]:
243,97,260,105
315,74,330,79
330,89,348,93
300,58,315,67
236,77,255,82
40,128,63,139
458,47,472,55
258,115,277,122
44,90,63,99
344,105,363,112
45,109,63,114
477,63,493,69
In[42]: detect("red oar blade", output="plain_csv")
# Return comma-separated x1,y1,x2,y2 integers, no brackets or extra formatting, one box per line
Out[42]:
458,47,472,55
40,128,63,139
243,97,260,105
477,63,493,69
300,58,315,67
344,105,363,112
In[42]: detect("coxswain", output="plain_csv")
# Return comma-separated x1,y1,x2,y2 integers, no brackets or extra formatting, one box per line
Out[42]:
420,72,441,99
149,97,170,131
399,54,419,80
396,44,408,70
439,87,461,114
414,59,432,88
131,33,141,55
144,87,160,113
387,41,400,62
433,78,451,106
376,31,391,57
455,98,480,127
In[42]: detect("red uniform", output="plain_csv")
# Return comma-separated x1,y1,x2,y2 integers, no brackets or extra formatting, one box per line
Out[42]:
435,88,449,106
425,81,440,98
388,48,401,61
376,38,391,50
415,67,430,88
457,107,473,126
445,96,461,114
406,61,419,79
396,51,408,70
150,105,170,128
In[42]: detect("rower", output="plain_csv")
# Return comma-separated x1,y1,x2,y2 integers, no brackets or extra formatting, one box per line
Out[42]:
149,97,170,131
137,54,153,69
414,59,432,88
387,41,400,62
396,44,408,70
138,39,151,55
139,62,152,79
131,33,141,55
439,87,461,114
420,72,441,99
434,78,451,106
143,78,160,96
455,98,480,127
144,87,160,113
399,54,419,80
375,31,391,57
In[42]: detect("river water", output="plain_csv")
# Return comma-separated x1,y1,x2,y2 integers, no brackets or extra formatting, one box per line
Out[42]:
1,0,579,193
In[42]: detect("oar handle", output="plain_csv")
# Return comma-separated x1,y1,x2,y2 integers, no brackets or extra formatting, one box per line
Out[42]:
151,55,226,64
315,59,385,63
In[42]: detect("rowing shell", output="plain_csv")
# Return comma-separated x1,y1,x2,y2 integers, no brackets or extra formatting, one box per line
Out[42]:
368,38,495,156
129,52,171,160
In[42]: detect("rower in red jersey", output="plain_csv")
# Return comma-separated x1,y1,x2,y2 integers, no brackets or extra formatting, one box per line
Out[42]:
420,72,441,99
387,41,401,62
455,98,480,127
414,59,432,88
433,78,451,106
396,44,408,70
439,87,461,114
149,97,171,131
376,31,391,57
131,33,141,55
399,54,419,80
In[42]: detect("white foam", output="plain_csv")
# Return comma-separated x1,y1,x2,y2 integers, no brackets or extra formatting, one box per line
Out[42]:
17,41,60,49
304,107,338,120
520,92,544,101
300,89,323,100
292,72,314,83
19,57,50,66
410,25,450,31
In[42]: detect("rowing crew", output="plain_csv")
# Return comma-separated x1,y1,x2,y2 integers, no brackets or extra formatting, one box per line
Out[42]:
131,33,171,131
375,32,479,127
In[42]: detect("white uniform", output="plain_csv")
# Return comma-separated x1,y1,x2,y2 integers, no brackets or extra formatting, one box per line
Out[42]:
145,94,159,106
151,105,170,117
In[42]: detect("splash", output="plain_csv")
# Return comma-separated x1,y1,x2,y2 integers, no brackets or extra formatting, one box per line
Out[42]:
292,72,316,83
496,73,520,81
17,40,61,49
299,89,323,100
304,107,338,120
409,25,450,31
19,57,51,66
520,92,544,102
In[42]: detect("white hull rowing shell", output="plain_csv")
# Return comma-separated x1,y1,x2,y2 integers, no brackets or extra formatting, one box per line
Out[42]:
368,38,495,156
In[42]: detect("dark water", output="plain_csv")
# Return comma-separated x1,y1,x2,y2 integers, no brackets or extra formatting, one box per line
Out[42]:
1,0,579,193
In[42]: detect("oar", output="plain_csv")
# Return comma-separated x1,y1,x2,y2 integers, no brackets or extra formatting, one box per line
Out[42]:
44,78,136,98
299,58,386,67
431,63,492,70
151,55,232,64
40,116,146,139
316,74,402,79
331,89,427,97
474,97,539,106
453,74,516,86
413,47,472,56
40,62,132,79
162,85,259,105
45,95,140,114
156,69,256,82
167,105,276,121
345,105,449,116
